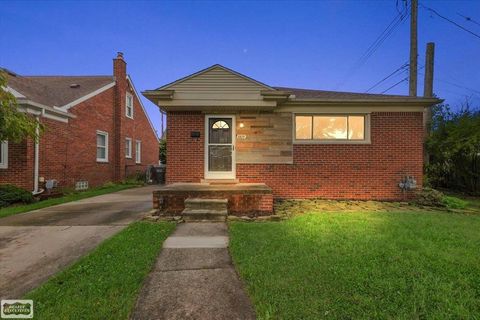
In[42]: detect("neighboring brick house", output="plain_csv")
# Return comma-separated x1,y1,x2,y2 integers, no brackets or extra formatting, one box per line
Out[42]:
0,53,158,193
144,64,441,208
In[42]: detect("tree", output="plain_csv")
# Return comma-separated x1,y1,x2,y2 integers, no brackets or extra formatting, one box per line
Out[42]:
0,71,42,142
159,137,167,164
426,102,480,194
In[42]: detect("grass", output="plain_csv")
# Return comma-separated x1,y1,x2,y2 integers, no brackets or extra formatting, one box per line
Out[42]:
24,221,175,320
0,183,140,219
230,209,480,319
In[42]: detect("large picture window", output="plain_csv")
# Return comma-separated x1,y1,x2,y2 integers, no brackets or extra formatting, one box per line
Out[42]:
0,141,8,169
295,115,367,142
96,131,108,162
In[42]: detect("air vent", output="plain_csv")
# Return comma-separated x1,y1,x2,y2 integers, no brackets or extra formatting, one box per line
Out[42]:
70,83,80,88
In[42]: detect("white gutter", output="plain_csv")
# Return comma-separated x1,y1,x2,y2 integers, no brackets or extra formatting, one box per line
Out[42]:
33,117,41,195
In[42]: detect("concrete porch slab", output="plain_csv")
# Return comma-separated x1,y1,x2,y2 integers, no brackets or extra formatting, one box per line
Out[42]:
155,182,272,194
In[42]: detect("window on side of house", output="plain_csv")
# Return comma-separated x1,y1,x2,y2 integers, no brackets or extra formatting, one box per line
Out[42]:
135,140,141,164
125,138,132,158
96,131,108,162
294,114,368,143
126,93,134,119
0,141,8,169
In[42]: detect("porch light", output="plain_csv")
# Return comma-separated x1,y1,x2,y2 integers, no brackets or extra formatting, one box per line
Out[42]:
239,122,245,128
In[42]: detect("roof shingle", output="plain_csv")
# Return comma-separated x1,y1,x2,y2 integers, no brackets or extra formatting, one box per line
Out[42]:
3,69,114,107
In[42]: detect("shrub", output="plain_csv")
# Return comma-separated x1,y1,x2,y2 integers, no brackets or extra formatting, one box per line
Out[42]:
0,184,34,208
441,195,468,209
412,188,446,207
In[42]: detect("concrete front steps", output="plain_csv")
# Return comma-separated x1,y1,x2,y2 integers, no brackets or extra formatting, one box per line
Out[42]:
182,198,228,222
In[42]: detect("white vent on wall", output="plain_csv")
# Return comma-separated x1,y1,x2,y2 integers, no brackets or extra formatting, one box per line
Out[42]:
75,180,89,191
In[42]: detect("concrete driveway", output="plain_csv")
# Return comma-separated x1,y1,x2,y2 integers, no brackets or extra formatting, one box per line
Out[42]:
0,185,158,299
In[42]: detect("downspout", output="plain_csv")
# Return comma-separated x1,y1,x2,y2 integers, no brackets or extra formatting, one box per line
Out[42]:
32,115,41,195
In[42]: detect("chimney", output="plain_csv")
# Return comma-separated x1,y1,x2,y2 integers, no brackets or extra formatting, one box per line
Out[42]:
113,52,127,182
113,52,126,82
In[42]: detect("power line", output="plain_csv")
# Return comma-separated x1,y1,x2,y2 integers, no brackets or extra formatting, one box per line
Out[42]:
418,72,480,95
381,64,424,94
457,13,480,27
336,4,410,89
381,76,408,94
365,61,409,92
420,3,480,40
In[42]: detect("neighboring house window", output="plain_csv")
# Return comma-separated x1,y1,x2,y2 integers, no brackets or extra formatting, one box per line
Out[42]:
0,141,8,169
294,114,368,142
126,93,134,119
135,140,141,164
125,138,132,158
96,131,108,162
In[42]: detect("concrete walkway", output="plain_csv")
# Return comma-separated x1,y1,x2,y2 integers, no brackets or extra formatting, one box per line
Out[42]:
0,185,158,299
131,223,256,320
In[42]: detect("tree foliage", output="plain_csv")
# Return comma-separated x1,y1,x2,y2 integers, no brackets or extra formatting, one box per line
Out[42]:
159,138,167,164
0,71,42,142
426,103,480,194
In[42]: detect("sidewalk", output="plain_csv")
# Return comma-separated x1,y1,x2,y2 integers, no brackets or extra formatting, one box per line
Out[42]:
131,223,256,320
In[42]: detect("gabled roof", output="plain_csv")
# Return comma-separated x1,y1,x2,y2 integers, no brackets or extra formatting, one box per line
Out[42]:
157,64,275,91
144,64,442,110
3,69,114,108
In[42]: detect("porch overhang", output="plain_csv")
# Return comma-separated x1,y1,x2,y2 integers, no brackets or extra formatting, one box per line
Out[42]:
142,89,280,112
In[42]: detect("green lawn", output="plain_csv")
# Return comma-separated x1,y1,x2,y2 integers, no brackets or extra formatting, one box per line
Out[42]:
24,221,175,320
0,183,140,219
230,210,480,319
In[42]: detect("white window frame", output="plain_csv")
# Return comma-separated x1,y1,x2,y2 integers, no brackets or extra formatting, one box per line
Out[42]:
96,131,109,163
125,137,132,158
126,92,134,119
0,141,8,169
135,140,141,164
293,113,371,145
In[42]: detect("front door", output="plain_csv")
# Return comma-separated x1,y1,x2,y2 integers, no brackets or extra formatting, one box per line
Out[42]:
205,115,235,179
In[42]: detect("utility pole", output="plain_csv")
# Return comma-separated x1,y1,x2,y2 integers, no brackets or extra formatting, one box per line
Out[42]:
409,0,418,96
423,42,435,165
423,42,435,98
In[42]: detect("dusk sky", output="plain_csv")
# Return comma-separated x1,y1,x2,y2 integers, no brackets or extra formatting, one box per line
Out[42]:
1,0,479,135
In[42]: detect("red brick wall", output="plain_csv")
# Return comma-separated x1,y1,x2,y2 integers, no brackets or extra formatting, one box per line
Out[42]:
1,80,158,191
123,81,159,179
166,111,424,200
0,140,34,190
153,190,273,216
166,112,204,183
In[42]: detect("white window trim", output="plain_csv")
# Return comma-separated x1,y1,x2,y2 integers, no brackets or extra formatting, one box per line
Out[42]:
126,92,134,119
96,131,109,163
293,113,371,145
0,141,8,169
125,137,132,158
135,140,141,164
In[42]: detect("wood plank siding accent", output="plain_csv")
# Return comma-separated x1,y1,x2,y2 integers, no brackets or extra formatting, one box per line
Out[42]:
236,112,293,164
162,66,276,108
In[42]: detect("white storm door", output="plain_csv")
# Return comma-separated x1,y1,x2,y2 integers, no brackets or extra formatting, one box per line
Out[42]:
205,115,236,179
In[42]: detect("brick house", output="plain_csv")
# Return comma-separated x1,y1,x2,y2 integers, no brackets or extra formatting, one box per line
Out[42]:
0,53,158,193
144,65,441,215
